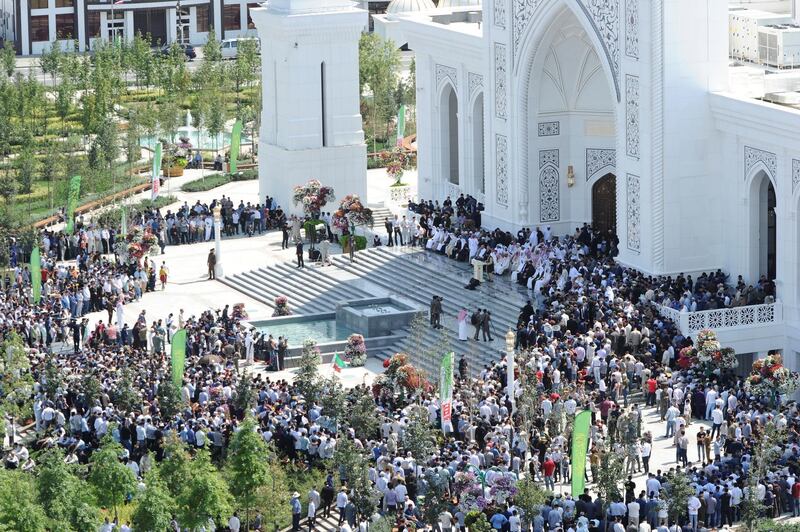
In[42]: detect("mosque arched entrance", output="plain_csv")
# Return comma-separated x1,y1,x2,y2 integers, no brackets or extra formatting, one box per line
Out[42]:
592,173,616,234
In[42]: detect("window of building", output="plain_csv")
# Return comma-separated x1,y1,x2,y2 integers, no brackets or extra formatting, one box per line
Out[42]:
223,4,240,31
30,0,49,9
247,3,259,29
87,11,100,38
55,0,73,7
30,15,49,42
55,13,75,39
196,5,210,33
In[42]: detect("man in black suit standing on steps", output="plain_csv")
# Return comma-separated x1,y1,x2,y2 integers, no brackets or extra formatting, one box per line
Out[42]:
296,241,304,268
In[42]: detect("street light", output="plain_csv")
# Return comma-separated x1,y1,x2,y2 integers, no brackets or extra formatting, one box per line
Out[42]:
212,205,224,278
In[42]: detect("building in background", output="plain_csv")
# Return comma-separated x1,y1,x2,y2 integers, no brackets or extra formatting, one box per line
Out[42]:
5,0,259,55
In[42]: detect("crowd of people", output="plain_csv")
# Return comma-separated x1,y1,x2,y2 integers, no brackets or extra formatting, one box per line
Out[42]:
3,189,798,532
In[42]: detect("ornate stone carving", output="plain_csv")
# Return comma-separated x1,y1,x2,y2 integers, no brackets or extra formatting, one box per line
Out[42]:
626,173,641,252
496,134,509,206
539,149,559,169
586,148,616,181
435,64,458,90
537,121,560,137
577,0,620,100
625,0,638,59
494,43,507,119
468,72,484,99
793,159,800,193
539,165,560,222
512,0,541,61
744,146,777,182
625,74,640,159
494,0,506,29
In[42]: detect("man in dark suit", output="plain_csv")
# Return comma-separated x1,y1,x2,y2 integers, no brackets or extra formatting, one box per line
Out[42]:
472,309,483,340
296,241,304,268
385,218,394,246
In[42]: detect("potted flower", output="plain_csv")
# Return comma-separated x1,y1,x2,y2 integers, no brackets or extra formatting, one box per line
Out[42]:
381,147,412,205
272,296,292,317
344,333,367,366
161,139,190,178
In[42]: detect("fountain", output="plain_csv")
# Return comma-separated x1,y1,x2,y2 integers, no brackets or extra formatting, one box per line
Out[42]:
139,110,248,152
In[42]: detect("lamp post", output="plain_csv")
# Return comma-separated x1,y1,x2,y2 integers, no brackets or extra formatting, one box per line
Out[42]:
506,329,516,414
213,205,224,278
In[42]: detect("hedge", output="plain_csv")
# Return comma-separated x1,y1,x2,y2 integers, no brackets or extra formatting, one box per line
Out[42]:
180,169,258,193
339,235,367,251
94,195,178,229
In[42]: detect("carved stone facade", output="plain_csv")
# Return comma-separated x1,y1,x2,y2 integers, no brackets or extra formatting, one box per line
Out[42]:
494,0,506,29
625,74,640,159
539,149,560,222
468,72,484,99
626,173,641,252
586,148,616,181
578,0,620,100
794,159,800,194
625,0,638,59
435,64,458,90
537,121,560,136
744,146,777,182
496,134,509,206
494,43,508,119
511,0,541,61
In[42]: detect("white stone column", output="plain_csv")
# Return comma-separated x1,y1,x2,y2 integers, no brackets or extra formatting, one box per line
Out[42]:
167,7,177,44
213,0,223,39
124,10,134,43
20,1,30,55
76,0,86,52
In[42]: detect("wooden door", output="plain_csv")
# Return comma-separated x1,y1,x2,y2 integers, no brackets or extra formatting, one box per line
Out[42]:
592,173,616,234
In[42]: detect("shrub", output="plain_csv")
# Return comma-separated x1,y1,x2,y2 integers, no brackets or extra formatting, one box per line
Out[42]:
339,235,367,251
181,173,229,192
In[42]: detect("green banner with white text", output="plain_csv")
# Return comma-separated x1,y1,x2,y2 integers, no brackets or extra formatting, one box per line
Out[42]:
171,328,187,387
151,143,161,200
65,175,81,235
571,410,591,497
396,104,406,146
229,119,243,174
30,246,41,305
440,351,454,431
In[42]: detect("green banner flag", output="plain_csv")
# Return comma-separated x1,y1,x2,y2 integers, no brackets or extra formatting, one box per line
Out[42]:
439,351,454,431
171,328,187,387
396,104,406,146
151,143,162,199
65,175,81,235
571,410,591,497
30,246,41,305
229,119,243,174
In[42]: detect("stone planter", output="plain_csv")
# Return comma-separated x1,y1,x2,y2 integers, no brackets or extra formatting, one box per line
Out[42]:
389,184,411,206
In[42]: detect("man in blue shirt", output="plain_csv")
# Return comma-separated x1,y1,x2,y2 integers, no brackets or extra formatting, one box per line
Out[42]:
290,491,302,531
490,511,508,531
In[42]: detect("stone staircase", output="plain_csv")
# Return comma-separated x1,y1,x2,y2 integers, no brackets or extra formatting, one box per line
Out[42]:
331,247,529,378
369,205,394,231
219,262,372,313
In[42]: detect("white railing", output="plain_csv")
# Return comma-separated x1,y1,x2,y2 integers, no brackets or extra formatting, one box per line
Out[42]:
654,302,782,336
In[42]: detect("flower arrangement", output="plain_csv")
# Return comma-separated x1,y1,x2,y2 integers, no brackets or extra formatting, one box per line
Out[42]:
332,194,374,231
372,352,432,399
113,226,159,264
676,329,737,374
344,333,367,367
453,472,487,513
380,147,410,185
272,296,291,317
744,352,800,398
232,303,248,320
489,475,518,505
292,179,335,217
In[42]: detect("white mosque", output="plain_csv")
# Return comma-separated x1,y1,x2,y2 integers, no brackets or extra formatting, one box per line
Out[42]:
252,0,800,363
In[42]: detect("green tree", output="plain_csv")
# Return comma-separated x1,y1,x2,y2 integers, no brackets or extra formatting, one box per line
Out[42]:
113,369,142,413
0,332,34,426
515,477,550,528
319,376,347,428
0,469,48,532
402,404,436,464
204,29,223,63
132,467,176,532
348,393,379,442
14,138,37,194
594,450,624,513
741,421,786,531
229,38,259,109
39,41,63,87
160,433,194,498
176,449,233,530
205,90,226,152
227,416,270,529
1,41,15,78
125,110,143,165
233,371,255,418
88,437,137,522
129,33,155,92
358,33,401,152
37,448,99,530
295,339,322,404
662,470,693,526
157,376,183,419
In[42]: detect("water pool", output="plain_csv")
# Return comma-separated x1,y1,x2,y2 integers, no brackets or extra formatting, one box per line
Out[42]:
254,319,356,346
